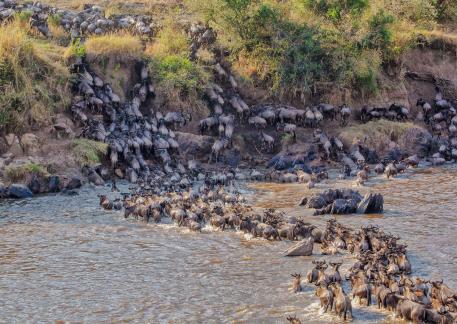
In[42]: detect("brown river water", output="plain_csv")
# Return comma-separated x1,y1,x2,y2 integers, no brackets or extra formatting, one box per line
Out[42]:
1,165,457,323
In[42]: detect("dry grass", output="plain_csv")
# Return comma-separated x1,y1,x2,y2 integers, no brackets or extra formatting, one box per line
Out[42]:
144,17,188,58
70,139,109,166
85,32,143,61
5,163,49,183
339,120,423,154
0,19,70,134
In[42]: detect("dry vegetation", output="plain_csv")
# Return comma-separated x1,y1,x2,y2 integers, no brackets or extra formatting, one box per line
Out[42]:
4,162,49,183
0,18,70,134
70,139,109,167
339,120,424,153
85,33,144,61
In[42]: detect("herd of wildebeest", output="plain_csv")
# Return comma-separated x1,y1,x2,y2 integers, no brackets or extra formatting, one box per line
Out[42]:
3,1,457,322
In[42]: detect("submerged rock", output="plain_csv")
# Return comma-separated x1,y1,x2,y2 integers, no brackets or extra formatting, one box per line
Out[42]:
284,237,314,256
65,177,82,190
303,189,383,215
356,193,384,214
47,175,61,192
8,184,33,199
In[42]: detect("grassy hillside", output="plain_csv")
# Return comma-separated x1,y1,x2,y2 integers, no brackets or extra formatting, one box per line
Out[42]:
1,0,456,135
0,17,70,134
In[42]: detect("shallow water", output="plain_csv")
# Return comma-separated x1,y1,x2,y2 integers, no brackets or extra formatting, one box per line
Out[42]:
1,165,457,323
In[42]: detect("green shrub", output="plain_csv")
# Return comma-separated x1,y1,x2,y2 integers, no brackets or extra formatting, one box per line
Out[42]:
151,54,210,97
306,0,369,21
279,24,327,94
362,10,395,49
435,0,457,22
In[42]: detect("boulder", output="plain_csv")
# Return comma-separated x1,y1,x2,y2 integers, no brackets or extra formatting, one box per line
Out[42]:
298,197,308,206
306,195,326,209
47,175,61,193
20,133,40,155
0,137,7,154
357,193,384,214
5,133,23,156
284,237,314,256
330,199,358,215
65,177,82,190
0,182,7,198
87,171,104,186
7,184,33,199
26,173,48,194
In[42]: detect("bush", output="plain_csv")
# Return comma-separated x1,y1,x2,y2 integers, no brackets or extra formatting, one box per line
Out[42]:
279,24,327,95
306,0,368,21
85,33,143,61
151,54,210,97
362,10,395,50
70,139,108,166
436,0,457,22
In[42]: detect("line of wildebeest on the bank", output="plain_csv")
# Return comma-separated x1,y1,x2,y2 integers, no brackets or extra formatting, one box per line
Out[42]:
0,1,155,38
286,219,457,324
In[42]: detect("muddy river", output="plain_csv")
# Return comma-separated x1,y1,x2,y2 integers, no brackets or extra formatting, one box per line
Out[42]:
1,166,457,323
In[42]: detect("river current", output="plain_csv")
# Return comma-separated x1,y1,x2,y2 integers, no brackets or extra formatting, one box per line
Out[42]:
1,165,457,323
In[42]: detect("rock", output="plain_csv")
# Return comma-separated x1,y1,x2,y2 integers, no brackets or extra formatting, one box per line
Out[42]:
298,197,308,206
47,175,61,193
306,195,326,209
330,199,358,215
26,173,48,194
20,133,40,155
357,193,384,214
5,133,23,156
0,182,7,198
65,177,82,190
0,137,7,154
62,189,79,196
284,237,314,256
87,171,104,186
7,184,33,199
52,122,75,139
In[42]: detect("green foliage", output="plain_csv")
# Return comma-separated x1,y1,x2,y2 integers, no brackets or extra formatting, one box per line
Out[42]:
435,0,457,22
306,0,369,21
151,55,209,96
279,24,327,94
71,139,108,166
362,10,395,49
64,38,86,59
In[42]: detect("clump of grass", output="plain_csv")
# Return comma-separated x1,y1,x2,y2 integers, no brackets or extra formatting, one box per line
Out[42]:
339,119,421,153
5,163,49,183
144,17,189,57
70,139,108,166
85,32,143,61
63,38,86,60
48,13,70,45
0,19,70,134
